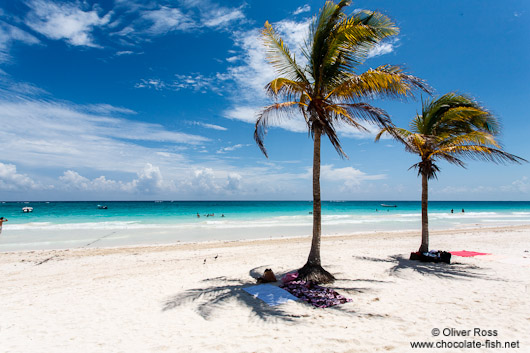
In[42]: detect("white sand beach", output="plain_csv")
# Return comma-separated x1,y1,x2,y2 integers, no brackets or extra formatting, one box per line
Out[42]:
1,225,529,352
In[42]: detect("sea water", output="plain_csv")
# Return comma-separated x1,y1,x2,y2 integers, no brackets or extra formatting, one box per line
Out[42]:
1,201,529,251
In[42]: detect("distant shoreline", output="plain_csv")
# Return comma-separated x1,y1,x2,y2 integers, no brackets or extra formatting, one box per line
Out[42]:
2,224,529,255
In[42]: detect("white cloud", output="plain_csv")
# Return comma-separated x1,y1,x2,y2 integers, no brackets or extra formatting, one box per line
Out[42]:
141,6,195,34
135,73,223,93
112,1,245,42
319,165,386,192
293,5,311,15
0,22,40,63
0,97,209,173
226,19,310,100
25,0,112,47
367,38,399,58
133,163,167,192
216,144,248,154
501,176,530,193
190,121,227,131
202,8,245,28
134,78,167,90
115,50,134,55
0,162,43,191
59,163,174,193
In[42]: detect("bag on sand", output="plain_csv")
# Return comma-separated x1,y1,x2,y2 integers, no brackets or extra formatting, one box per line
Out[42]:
257,269,277,283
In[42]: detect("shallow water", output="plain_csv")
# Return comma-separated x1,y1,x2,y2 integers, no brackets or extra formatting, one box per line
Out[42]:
1,201,529,251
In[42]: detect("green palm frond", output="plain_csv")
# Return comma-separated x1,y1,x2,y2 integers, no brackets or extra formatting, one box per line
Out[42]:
262,21,309,84
330,65,431,102
254,101,303,157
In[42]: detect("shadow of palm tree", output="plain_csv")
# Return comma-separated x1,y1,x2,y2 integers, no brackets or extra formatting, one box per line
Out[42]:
352,254,500,281
162,275,301,322
387,255,495,280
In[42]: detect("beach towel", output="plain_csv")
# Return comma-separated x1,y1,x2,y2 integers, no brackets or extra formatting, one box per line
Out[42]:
450,250,491,257
243,284,298,306
281,280,352,308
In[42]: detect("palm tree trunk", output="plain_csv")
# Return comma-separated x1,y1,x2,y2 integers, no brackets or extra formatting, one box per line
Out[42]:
297,125,335,284
419,171,429,253
308,126,322,266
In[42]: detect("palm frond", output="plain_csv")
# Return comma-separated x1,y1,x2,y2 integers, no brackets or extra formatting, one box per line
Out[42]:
330,65,431,102
254,101,302,157
262,21,309,84
439,145,527,164
265,77,310,102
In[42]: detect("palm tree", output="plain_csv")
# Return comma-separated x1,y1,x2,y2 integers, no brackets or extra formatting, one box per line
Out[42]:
255,0,430,283
376,92,526,253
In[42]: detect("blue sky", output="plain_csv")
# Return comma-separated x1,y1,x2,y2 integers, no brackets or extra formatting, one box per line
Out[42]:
0,0,528,201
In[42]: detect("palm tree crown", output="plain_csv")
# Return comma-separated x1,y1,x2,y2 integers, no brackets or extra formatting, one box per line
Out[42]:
376,92,525,177
255,0,430,157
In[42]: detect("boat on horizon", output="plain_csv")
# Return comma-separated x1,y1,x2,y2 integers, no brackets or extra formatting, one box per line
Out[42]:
380,204,397,207
97,205,108,209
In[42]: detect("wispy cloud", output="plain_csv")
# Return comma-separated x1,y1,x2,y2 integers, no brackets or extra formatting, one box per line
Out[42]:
293,5,311,15
25,0,112,47
0,96,208,173
141,6,195,34
201,7,245,28
190,121,228,131
112,0,246,42
0,21,40,63
367,38,399,58
216,144,249,154
135,73,228,93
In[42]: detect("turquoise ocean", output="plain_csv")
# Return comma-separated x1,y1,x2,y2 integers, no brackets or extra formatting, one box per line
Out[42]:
1,201,529,252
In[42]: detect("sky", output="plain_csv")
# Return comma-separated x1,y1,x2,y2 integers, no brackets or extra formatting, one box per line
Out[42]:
0,0,529,201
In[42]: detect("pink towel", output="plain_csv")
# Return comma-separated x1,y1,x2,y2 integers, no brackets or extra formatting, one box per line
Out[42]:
450,250,491,257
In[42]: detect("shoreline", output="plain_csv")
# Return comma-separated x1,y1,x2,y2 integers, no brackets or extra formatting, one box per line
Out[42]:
2,223,529,257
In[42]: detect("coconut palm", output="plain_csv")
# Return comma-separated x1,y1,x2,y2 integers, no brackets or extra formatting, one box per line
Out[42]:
376,92,526,253
255,0,430,283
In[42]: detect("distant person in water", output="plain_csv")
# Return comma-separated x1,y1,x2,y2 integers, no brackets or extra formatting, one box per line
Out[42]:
451,209,454,214
197,213,200,218
462,208,465,213
0,217,8,234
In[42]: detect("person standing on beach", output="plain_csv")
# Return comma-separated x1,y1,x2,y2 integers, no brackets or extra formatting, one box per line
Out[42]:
0,217,8,234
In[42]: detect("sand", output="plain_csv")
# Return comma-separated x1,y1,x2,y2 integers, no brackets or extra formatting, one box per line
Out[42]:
1,225,529,352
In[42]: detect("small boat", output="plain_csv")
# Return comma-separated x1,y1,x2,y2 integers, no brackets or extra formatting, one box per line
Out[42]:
380,204,397,207
22,206,33,213
97,205,108,209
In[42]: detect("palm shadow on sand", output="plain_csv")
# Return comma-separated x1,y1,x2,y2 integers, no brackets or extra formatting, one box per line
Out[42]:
162,265,304,322
162,275,300,322
353,254,500,281
161,266,386,321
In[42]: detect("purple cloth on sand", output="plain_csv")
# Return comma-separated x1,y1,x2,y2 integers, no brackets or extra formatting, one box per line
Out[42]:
280,280,352,308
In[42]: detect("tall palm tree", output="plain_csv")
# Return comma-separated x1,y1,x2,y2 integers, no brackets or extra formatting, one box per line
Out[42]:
255,0,430,283
376,92,526,253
